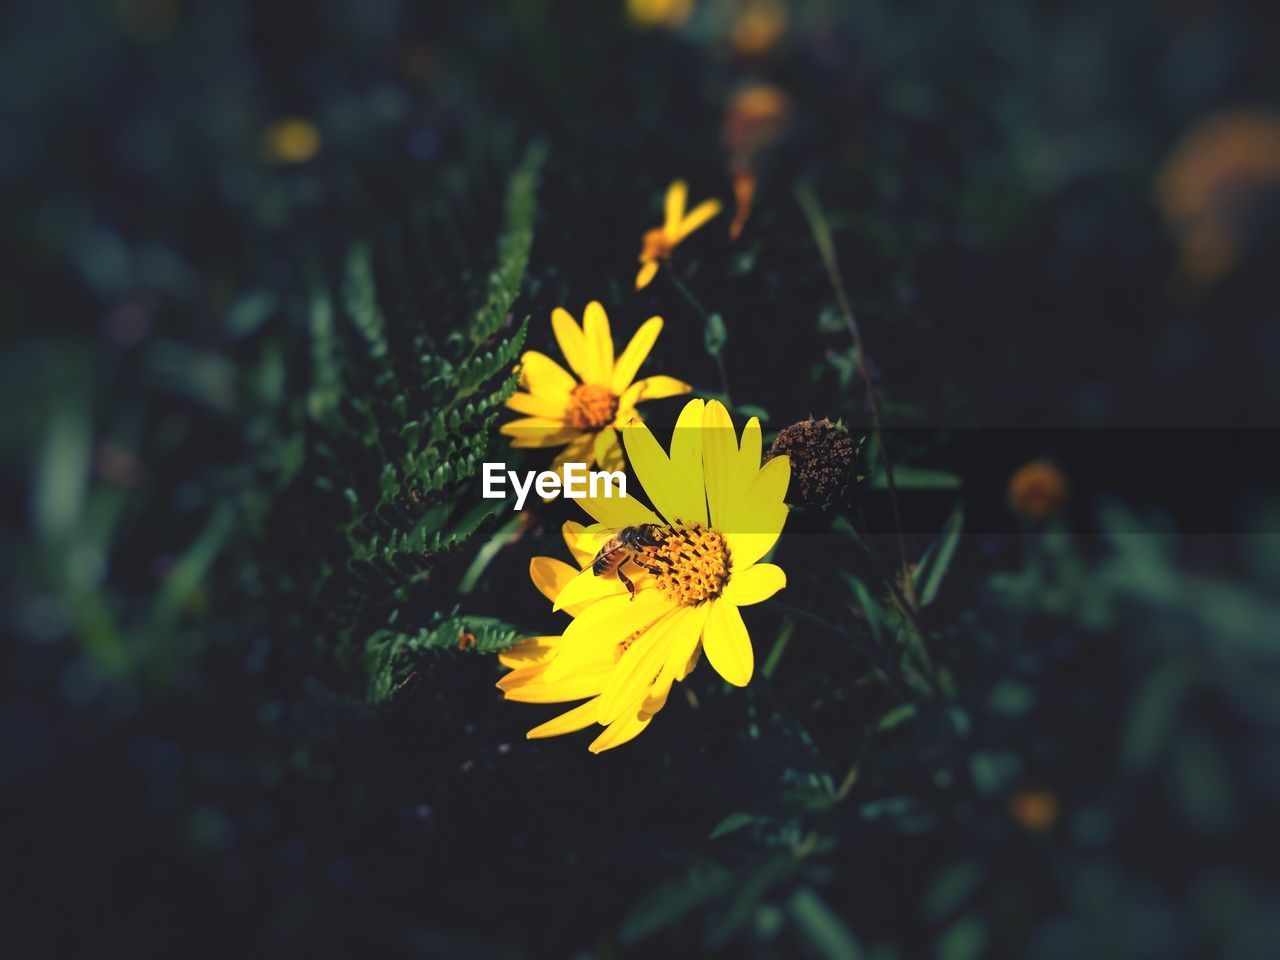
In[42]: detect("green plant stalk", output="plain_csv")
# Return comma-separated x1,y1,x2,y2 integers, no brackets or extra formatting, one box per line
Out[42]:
796,184,940,694
667,268,733,405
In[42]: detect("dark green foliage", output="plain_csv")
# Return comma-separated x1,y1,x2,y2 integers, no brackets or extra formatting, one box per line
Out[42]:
296,144,545,690
364,614,522,703
7,2,1280,959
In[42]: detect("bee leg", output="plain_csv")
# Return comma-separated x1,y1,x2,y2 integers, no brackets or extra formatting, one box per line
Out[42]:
618,565,636,600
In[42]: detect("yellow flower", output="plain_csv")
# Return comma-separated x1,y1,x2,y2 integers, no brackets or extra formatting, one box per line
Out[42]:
636,181,722,290
498,399,790,752
501,302,691,476
263,118,321,165
626,0,694,30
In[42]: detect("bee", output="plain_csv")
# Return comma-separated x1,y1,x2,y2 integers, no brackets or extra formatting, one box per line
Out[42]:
591,524,665,598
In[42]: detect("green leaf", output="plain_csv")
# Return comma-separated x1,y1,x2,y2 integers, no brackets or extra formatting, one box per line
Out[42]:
709,811,766,840
364,615,522,702
620,861,735,944
867,466,961,490
342,242,388,359
913,505,964,606
705,312,728,356
470,141,546,343
877,703,916,731
841,572,885,643
788,887,863,960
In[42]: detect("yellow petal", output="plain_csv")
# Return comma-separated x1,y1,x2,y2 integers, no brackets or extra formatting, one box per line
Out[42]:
501,668,612,703
550,432,596,472
619,418,681,526
723,449,790,533
610,316,664,394
575,487,662,531
506,391,569,419
544,589,675,681
508,432,580,449
550,307,597,383
581,301,614,385
701,399,738,529
562,520,594,568
723,563,786,606
674,198,722,242
527,697,602,739
749,452,791,508
642,673,674,715
664,179,688,234
572,524,615,564
518,351,577,396
701,597,753,687
617,375,692,412
500,417,578,449
588,708,652,753
594,427,625,473
498,635,561,669
529,556,580,605
550,562,628,612
676,643,701,682
736,417,763,495
636,260,660,290
654,602,710,685
725,503,788,571
598,605,703,724
620,400,707,527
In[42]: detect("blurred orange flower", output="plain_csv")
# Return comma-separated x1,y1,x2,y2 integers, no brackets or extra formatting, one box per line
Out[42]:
1008,789,1060,832
728,0,787,58
1008,459,1068,522
1156,108,1280,284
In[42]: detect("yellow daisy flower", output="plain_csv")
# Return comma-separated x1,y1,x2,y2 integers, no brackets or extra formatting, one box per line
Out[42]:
636,181,723,290
500,302,691,475
498,399,790,752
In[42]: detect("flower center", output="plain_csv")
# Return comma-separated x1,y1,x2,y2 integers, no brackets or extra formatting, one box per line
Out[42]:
645,524,730,606
641,226,672,261
566,383,618,430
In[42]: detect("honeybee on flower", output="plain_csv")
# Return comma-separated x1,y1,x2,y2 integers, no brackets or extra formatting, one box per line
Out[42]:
498,398,790,752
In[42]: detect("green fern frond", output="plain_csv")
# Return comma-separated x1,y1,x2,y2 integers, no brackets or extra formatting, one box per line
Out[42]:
364,615,523,702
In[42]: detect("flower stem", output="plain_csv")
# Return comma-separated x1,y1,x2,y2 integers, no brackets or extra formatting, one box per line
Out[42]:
769,600,912,700
795,185,916,612
667,268,733,405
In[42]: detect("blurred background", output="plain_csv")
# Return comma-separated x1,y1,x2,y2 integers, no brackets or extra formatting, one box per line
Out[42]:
3,0,1280,956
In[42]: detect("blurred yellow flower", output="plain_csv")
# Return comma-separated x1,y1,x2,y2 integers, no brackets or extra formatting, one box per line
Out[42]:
499,398,790,752
501,303,690,475
636,181,723,290
626,0,694,30
1156,108,1280,284
728,0,787,58
263,118,321,165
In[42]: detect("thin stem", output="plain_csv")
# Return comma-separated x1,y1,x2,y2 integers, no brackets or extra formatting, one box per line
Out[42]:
667,268,733,405
769,600,911,701
796,184,916,613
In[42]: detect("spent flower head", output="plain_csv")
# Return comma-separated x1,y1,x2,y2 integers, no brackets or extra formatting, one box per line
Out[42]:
767,417,855,505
